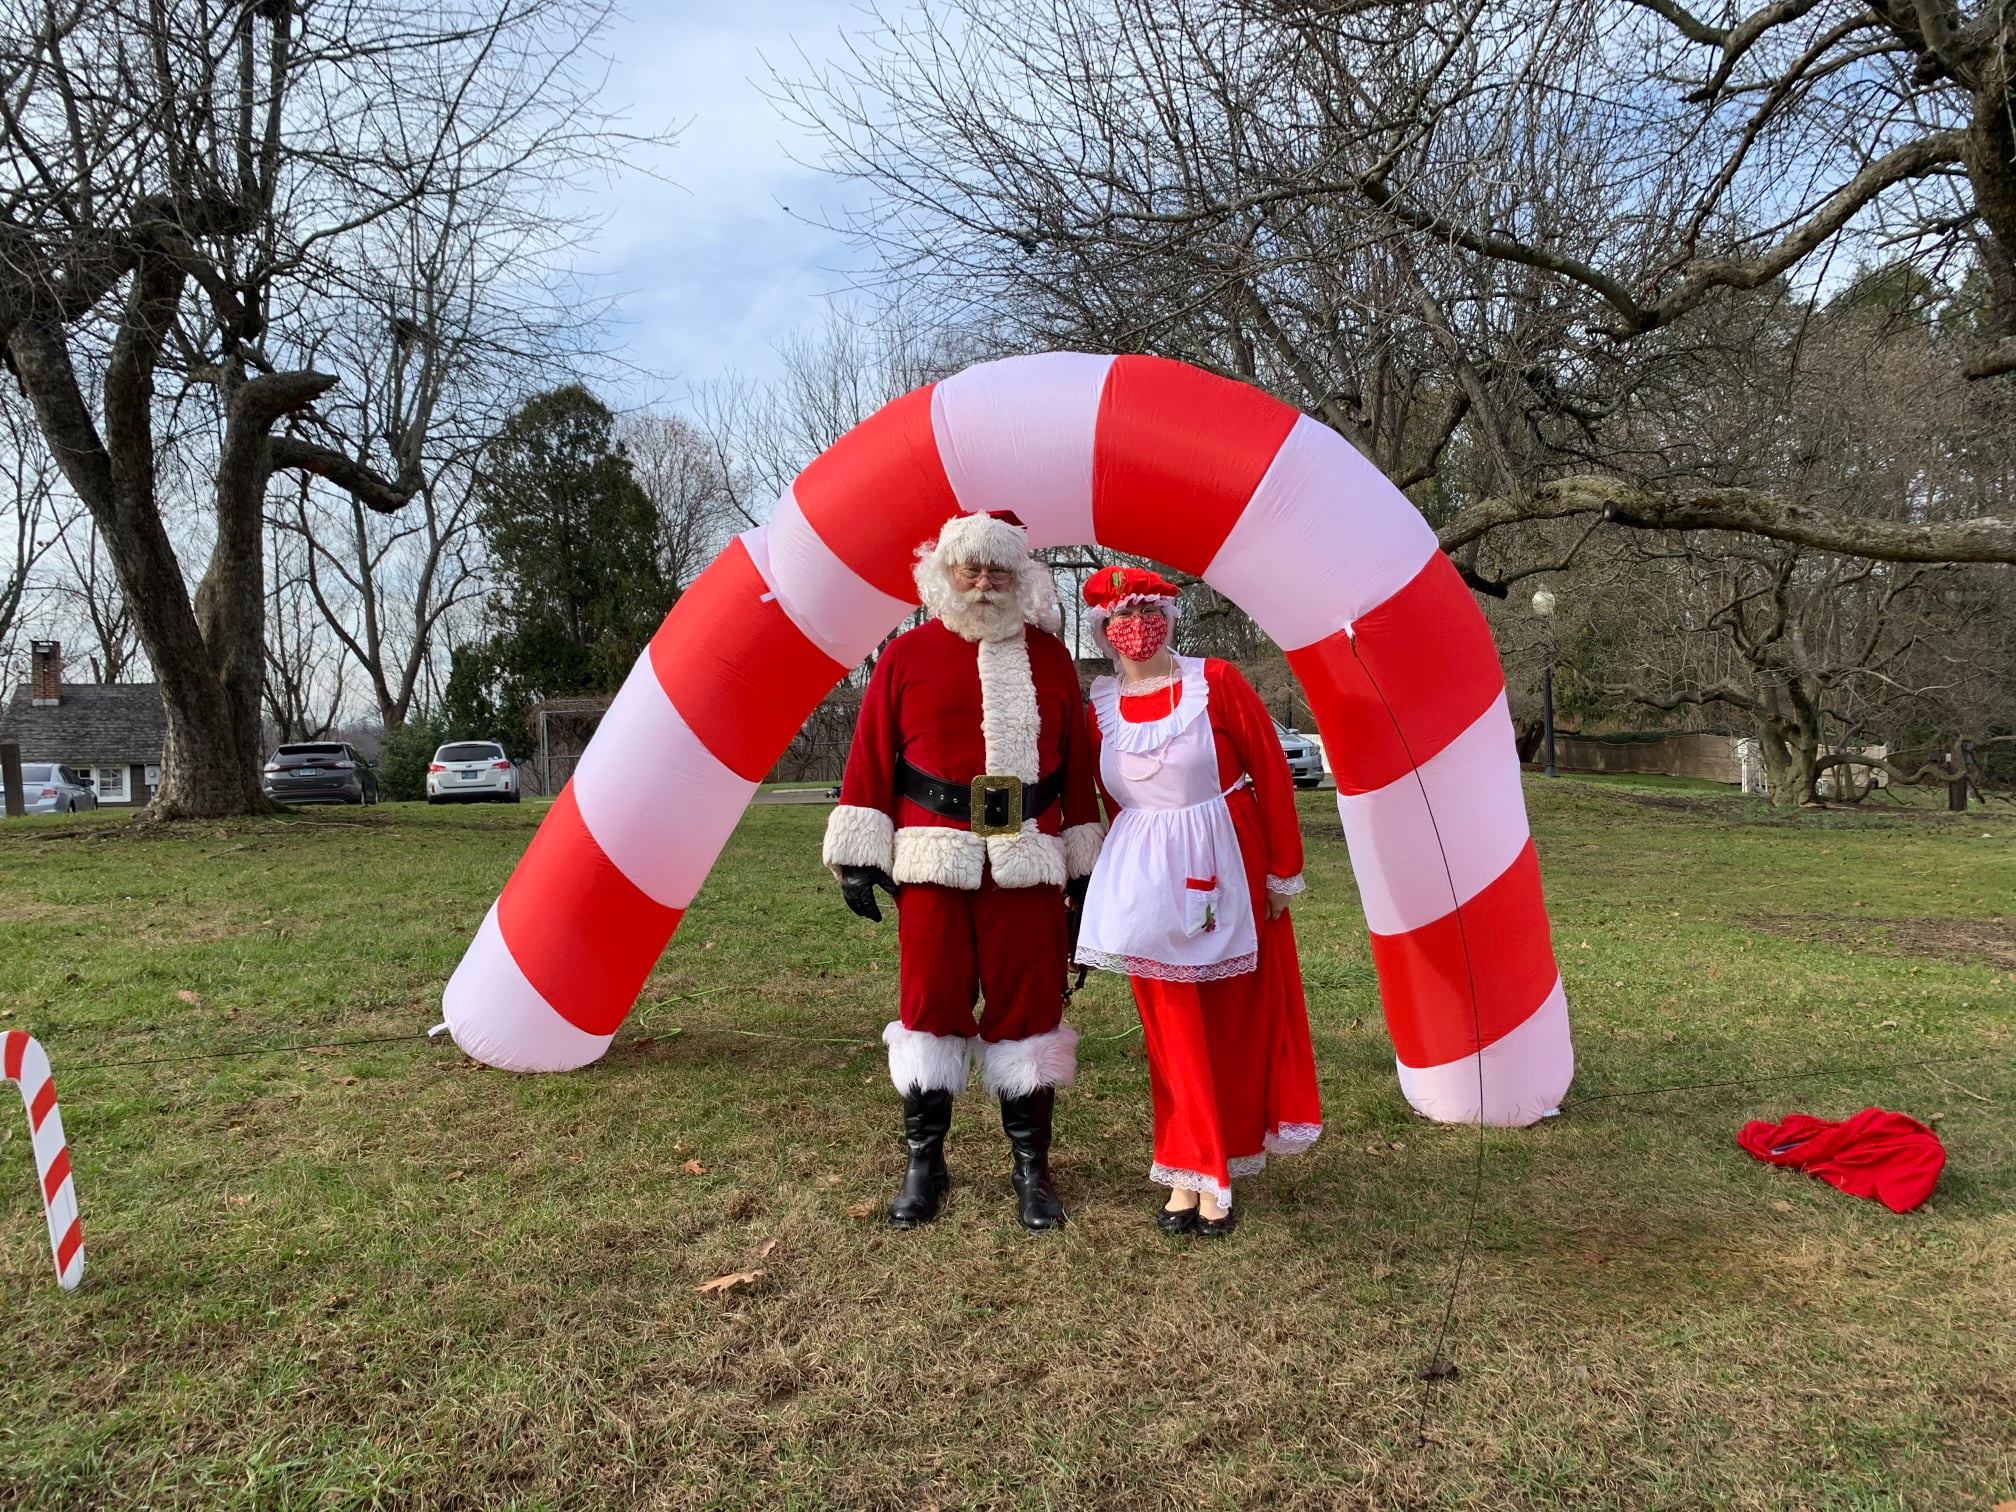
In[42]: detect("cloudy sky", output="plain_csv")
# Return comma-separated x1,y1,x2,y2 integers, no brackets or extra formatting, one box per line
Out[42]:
572,0,876,403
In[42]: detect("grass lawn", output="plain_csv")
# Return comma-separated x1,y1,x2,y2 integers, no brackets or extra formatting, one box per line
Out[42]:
1,779,2011,1509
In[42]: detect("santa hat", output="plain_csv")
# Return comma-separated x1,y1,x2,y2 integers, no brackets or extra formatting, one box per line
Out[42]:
1082,564,1181,660
925,510,1030,571
913,510,1061,635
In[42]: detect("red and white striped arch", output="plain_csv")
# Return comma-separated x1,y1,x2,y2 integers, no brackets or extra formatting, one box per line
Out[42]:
443,353,1573,1125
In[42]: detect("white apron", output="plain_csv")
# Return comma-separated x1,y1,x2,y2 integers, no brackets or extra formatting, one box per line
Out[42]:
1075,656,1259,982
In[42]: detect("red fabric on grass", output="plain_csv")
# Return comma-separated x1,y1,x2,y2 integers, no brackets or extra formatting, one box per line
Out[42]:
1736,1107,1946,1214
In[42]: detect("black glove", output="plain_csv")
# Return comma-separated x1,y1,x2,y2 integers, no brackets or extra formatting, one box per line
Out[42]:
839,865,898,923
1064,875,1090,912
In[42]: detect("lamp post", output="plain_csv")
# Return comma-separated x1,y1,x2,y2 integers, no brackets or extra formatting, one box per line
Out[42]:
1532,588,1559,778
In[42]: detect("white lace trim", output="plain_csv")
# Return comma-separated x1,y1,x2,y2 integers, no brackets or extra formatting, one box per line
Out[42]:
1074,947,1259,982
1265,873,1307,897
1266,1122,1322,1155
1149,1162,1231,1208
1090,656,1209,753
1202,1127,1322,1186
1116,671,1181,697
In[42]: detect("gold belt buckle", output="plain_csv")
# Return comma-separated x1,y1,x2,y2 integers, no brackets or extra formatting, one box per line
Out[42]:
969,774,1024,836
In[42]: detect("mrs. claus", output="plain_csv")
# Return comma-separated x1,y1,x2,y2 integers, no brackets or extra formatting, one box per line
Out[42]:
1073,566,1323,1235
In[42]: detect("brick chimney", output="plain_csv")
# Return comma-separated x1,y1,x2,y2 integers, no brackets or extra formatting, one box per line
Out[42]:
30,640,61,706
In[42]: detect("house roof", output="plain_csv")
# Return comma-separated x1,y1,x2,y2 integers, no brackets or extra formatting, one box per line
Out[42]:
0,682,167,765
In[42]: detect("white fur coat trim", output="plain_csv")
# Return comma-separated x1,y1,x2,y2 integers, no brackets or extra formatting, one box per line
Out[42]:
975,630,1041,782
822,804,895,877
893,826,987,889
891,826,1065,890
987,825,1066,888
884,1022,974,1095
978,1024,1079,1098
1063,822,1104,880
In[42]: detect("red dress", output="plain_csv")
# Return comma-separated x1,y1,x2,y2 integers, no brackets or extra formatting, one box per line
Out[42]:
1084,659,1323,1206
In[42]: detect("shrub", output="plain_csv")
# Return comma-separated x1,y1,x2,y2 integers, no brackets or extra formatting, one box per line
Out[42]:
378,714,450,802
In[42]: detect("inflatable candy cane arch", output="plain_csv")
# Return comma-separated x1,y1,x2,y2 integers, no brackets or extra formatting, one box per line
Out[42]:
444,354,1573,1124
4,1031,83,1289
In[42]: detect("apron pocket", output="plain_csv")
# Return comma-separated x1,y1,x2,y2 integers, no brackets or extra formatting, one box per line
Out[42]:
1183,876,1220,937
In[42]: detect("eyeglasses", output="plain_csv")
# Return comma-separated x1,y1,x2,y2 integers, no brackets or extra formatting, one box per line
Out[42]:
952,564,1015,585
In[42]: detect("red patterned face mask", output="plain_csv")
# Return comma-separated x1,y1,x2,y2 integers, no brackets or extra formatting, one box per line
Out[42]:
1106,610,1169,662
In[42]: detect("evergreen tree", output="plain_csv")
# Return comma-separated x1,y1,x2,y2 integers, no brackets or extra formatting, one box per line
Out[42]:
466,386,672,738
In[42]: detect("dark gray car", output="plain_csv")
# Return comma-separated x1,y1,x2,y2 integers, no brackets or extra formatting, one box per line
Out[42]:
0,762,99,815
262,742,380,805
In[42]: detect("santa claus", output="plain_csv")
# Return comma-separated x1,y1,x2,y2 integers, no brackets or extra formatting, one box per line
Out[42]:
822,511,1104,1230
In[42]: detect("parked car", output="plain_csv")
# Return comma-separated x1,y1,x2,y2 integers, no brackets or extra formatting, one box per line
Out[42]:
427,741,522,803
1275,720,1325,789
262,742,380,805
0,762,99,815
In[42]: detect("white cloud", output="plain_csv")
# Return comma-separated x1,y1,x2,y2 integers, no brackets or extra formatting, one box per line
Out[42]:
570,0,874,399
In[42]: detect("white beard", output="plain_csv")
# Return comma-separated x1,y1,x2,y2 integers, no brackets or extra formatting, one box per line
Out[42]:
939,587,1025,643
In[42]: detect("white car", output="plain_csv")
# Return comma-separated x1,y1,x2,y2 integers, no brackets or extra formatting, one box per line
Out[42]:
427,741,522,803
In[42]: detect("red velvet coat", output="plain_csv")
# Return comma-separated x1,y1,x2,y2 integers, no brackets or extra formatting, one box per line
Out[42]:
822,618,1104,891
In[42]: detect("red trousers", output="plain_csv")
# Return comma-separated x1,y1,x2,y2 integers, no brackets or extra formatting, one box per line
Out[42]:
1131,909,1322,1205
896,878,1068,1044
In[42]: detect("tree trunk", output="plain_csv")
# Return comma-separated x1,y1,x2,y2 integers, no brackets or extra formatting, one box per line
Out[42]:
9,318,268,817
152,664,268,816
1752,722,1814,808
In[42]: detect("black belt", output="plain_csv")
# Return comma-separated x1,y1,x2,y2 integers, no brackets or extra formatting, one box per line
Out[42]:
896,758,1063,836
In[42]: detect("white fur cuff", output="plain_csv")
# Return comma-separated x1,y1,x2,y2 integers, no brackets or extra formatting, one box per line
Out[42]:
823,805,895,877
892,826,986,889
985,824,1066,889
1063,822,1104,879
884,1022,974,1095
978,1024,1079,1099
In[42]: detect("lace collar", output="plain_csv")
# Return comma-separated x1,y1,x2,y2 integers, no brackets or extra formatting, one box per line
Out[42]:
1091,656,1210,753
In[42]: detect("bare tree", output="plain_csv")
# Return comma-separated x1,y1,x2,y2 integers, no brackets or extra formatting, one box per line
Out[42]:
779,0,2016,567
0,0,662,815
42,515,144,685
622,412,734,594
272,154,611,735
0,387,69,673
694,310,975,523
279,460,488,734
1512,284,2016,802
263,513,346,743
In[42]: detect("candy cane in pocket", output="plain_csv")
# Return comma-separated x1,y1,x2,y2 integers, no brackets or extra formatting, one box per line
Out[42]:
4,1031,84,1290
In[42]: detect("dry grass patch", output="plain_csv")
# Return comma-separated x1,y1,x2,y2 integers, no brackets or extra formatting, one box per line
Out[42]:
1,784,2011,1508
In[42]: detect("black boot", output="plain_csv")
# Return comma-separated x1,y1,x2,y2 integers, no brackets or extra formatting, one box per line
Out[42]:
889,1087,953,1229
1000,1088,1066,1230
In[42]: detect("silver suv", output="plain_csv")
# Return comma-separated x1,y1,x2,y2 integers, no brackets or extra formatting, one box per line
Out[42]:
262,743,381,805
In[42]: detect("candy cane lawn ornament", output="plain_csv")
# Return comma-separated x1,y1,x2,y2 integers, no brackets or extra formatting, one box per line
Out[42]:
443,353,1574,1125
4,1031,84,1289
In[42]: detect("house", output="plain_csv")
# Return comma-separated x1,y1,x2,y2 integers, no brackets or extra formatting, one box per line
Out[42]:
0,641,166,808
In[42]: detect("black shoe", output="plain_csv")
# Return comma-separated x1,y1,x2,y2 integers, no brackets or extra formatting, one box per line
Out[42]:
1155,1202,1198,1234
999,1088,1066,1230
888,1087,953,1229
1194,1204,1237,1237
